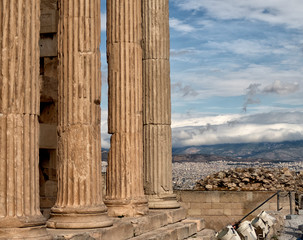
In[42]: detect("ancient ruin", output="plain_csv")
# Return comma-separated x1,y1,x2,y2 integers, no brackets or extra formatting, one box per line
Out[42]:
1,1,292,240
195,167,303,192
0,1,50,238
106,0,149,217
142,0,180,209
46,0,112,229
0,0,203,239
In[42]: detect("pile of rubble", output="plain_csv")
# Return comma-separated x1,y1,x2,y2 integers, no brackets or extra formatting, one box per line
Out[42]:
195,167,303,191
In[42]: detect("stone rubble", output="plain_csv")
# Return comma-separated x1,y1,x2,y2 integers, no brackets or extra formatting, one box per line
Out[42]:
195,167,303,191
173,161,303,190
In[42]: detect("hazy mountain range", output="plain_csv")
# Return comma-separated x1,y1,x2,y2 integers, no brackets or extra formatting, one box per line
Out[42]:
101,140,303,163
172,140,303,162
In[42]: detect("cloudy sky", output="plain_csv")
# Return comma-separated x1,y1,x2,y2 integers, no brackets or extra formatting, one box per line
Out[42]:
100,0,303,148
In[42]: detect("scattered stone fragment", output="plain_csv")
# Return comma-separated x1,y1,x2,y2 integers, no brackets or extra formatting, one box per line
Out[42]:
195,167,303,191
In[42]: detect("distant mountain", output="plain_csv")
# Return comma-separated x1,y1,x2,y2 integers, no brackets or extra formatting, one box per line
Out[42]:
172,140,303,162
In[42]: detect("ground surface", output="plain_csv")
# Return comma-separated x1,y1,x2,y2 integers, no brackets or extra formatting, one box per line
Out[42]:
280,213,303,240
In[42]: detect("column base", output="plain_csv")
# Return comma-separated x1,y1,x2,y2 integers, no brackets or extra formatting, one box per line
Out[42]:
0,225,51,240
104,197,149,217
0,215,46,228
46,212,113,229
147,193,180,209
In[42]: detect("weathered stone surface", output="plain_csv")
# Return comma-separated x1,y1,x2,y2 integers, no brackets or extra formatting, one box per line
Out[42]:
47,0,112,229
48,220,134,240
106,0,148,217
0,4,39,115
132,222,197,240
195,167,303,192
40,34,58,57
0,1,50,238
40,0,58,34
40,124,57,149
142,0,179,209
0,115,46,228
182,217,205,232
107,42,143,133
130,211,169,236
0,226,52,240
142,0,170,60
40,102,58,124
143,60,171,125
40,57,59,103
163,208,187,224
193,229,216,240
40,149,57,217
47,209,196,240
143,125,172,194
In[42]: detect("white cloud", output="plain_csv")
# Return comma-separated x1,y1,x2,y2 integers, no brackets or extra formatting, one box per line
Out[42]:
241,80,301,111
263,80,300,95
171,64,303,100
170,48,204,63
101,12,106,32
172,111,303,147
101,109,110,149
172,113,242,128
240,111,303,124
206,39,289,57
170,18,195,33
173,0,303,29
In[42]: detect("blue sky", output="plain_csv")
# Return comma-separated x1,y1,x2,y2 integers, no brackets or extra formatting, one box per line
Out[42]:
100,0,303,148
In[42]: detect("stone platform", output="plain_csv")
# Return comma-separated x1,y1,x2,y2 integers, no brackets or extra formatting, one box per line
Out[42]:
47,208,209,240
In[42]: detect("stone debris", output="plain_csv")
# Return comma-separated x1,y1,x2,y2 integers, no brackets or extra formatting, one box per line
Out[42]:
195,167,303,191
173,161,303,190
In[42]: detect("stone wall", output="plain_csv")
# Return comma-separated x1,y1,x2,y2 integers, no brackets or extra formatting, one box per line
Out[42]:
175,190,295,231
39,0,59,219
39,149,57,219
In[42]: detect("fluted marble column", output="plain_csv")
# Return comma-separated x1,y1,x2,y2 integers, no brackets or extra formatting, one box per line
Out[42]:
46,0,112,229
105,0,149,217
0,1,51,239
142,0,180,209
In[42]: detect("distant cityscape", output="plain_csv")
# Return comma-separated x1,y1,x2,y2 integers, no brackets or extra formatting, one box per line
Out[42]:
102,140,303,190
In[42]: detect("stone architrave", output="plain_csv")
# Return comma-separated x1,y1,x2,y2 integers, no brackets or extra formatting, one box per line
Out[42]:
105,0,149,217
0,1,51,239
46,0,112,229
142,0,180,209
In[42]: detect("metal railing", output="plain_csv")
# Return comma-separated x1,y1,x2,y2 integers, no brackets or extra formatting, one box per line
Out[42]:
277,191,296,215
233,191,281,228
232,190,298,229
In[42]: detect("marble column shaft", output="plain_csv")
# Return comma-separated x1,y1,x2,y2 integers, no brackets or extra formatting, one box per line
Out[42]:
0,1,50,238
47,0,112,229
142,0,179,208
106,0,148,217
